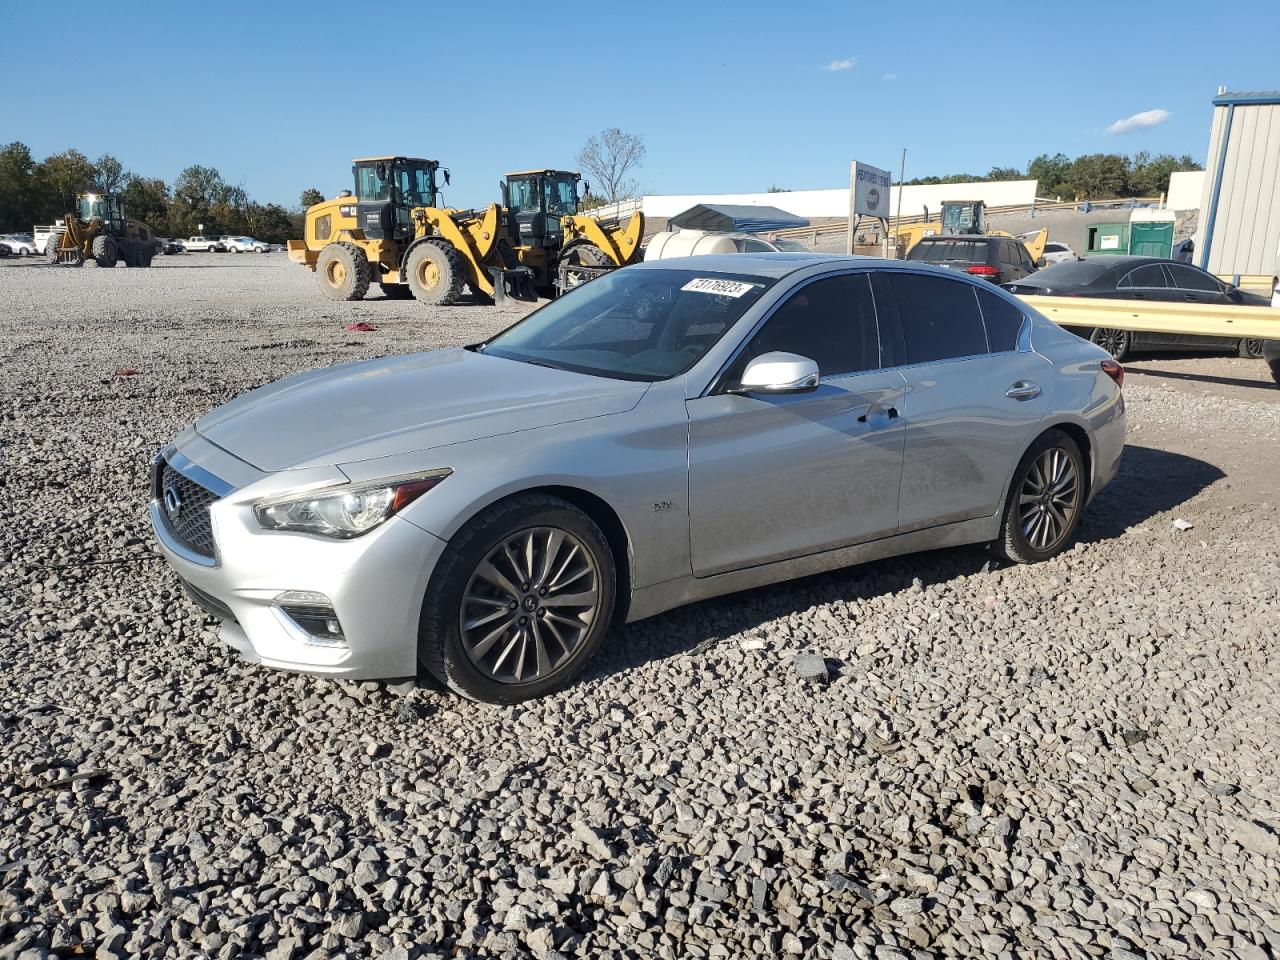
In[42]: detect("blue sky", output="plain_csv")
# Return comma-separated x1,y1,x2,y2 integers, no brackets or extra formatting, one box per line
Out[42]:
6,0,1278,208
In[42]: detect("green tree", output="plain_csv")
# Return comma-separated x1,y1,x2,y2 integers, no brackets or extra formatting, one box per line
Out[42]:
1060,153,1129,199
1027,152,1071,196
299,187,324,209
246,202,296,244
767,184,791,193
986,166,1023,181
38,149,96,212
1128,152,1202,197
93,154,126,193
121,175,172,234
0,141,48,231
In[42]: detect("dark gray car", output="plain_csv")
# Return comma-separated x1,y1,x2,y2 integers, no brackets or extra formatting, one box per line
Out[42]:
906,236,1038,285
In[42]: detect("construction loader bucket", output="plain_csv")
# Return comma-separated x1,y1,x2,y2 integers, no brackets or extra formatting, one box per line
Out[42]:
490,266,537,304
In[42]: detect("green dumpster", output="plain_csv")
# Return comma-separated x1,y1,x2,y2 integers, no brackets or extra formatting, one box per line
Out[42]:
1128,219,1174,258
1085,223,1129,256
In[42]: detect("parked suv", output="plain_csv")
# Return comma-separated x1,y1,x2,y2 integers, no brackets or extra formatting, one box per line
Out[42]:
183,236,225,252
906,236,1037,284
223,236,268,253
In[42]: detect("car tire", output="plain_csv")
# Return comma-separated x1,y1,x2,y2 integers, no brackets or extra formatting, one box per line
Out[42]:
1263,341,1280,387
316,241,370,301
418,493,616,703
1239,338,1265,360
1089,327,1130,361
993,429,1086,565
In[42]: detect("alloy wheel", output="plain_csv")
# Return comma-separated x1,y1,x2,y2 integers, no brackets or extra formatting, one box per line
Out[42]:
459,526,601,684
1092,328,1128,359
1018,447,1080,551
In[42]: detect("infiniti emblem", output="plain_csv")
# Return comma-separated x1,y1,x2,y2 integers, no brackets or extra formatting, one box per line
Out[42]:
163,483,183,520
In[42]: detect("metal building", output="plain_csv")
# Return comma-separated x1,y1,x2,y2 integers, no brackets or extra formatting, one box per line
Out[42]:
1197,91,1280,277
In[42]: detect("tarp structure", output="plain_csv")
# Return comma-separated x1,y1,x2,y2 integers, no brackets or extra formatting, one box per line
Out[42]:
669,204,809,234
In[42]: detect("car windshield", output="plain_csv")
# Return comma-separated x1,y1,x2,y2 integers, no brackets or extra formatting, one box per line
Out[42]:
479,268,775,382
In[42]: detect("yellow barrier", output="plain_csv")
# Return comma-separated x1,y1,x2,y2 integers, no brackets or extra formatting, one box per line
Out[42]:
1018,295,1280,340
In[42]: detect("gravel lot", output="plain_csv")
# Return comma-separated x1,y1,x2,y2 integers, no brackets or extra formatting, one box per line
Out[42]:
2,255,1278,959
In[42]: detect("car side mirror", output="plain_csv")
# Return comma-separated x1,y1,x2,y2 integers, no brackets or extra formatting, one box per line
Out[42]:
729,352,820,394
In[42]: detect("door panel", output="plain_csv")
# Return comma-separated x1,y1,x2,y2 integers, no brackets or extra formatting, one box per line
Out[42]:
896,353,1048,530
687,370,907,577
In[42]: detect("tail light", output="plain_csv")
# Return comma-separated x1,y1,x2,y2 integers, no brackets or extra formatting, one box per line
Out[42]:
966,265,999,276
1101,359,1124,389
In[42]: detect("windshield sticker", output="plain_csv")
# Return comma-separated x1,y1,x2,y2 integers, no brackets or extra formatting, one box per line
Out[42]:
681,278,759,298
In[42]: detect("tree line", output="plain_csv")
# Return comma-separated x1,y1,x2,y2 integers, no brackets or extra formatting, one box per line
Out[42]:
905,151,1202,199
0,142,300,243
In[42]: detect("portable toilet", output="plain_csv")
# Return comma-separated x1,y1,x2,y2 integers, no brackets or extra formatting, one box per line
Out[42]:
1085,222,1129,255
1127,208,1176,258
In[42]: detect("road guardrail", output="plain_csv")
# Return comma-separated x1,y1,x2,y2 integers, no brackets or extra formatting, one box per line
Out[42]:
1018,296,1280,340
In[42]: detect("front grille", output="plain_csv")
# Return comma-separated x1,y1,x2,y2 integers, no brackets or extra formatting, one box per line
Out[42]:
158,461,220,559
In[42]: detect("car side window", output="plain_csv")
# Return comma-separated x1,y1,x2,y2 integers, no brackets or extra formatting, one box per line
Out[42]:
1118,264,1168,289
1166,264,1222,292
737,273,881,379
740,238,773,253
882,273,989,364
974,287,1026,352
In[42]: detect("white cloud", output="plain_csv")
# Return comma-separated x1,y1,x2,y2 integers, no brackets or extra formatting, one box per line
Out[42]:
883,72,897,81
821,56,858,72
1106,108,1171,134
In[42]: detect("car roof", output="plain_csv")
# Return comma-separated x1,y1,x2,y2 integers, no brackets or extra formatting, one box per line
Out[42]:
633,253,1002,282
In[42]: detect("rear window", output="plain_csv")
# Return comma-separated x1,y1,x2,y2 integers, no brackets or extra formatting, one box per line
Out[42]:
885,273,989,363
974,287,1026,352
1044,243,1067,253
907,240,989,264
1021,259,1110,285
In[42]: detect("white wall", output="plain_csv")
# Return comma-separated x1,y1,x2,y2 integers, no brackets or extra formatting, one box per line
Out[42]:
641,179,1039,220
1166,170,1205,212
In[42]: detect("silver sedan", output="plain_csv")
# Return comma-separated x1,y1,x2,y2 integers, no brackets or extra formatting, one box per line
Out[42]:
150,254,1126,702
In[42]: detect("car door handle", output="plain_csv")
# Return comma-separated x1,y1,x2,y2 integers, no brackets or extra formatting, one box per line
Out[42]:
1005,381,1041,401
857,406,899,423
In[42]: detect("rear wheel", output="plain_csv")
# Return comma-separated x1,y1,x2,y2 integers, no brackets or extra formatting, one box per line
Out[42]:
405,239,465,305
994,429,1085,564
1089,327,1130,361
419,494,615,703
316,242,370,301
90,234,117,268
1239,338,1265,359
1263,341,1280,387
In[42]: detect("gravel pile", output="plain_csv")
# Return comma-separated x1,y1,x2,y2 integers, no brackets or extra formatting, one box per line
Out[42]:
2,256,1278,959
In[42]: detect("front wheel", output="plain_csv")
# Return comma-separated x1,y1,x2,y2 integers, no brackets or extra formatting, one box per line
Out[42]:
1089,327,1130,361
419,494,616,703
316,241,370,301
1240,338,1265,360
994,429,1085,564
405,240,465,305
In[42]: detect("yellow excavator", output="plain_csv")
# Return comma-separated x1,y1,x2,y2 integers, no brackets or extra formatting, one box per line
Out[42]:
500,169,644,295
288,156,533,304
46,193,155,268
894,200,1047,263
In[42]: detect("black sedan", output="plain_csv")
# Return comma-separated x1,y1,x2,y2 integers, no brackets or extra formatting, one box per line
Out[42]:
1004,256,1270,360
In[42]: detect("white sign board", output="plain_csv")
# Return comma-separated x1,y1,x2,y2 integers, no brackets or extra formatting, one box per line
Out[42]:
849,161,892,218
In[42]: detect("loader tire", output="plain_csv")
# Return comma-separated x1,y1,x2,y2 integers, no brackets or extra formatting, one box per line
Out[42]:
405,239,465,305
91,234,117,268
316,242,370,301
557,242,612,294
45,230,65,264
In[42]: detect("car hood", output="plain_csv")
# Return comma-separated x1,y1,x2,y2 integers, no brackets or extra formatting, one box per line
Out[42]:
195,348,649,471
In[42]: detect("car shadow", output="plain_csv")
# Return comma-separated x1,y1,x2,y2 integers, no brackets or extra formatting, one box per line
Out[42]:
1126,366,1277,391
584,444,1223,680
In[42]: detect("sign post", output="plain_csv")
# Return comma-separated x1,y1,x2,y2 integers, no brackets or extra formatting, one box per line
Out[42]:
846,161,892,256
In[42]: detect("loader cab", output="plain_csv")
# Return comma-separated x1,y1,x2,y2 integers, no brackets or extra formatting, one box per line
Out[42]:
940,200,987,236
502,169,584,249
351,156,443,241
78,193,125,233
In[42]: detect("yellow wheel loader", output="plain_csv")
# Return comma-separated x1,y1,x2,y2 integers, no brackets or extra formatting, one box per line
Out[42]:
500,169,644,295
288,156,533,305
46,193,155,268
894,200,1048,263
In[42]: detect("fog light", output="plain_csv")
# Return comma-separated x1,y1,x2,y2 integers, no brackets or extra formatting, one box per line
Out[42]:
273,592,347,648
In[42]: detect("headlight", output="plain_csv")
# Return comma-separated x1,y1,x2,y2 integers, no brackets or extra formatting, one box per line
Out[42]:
253,470,450,539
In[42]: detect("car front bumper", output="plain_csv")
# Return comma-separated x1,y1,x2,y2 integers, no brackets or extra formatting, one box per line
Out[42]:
149,443,448,680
